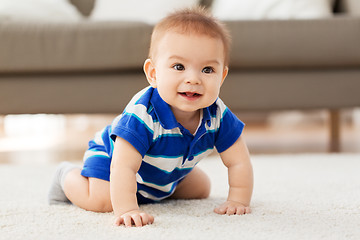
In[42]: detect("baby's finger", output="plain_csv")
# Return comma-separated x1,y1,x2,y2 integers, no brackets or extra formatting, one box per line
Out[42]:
114,217,122,226
214,206,225,214
149,214,155,224
236,207,245,215
226,206,236,215
123,215,133,228
132,214,143,227
140,213,152,225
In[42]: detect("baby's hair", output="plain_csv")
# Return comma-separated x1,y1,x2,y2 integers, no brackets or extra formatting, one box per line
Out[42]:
149,6,231,66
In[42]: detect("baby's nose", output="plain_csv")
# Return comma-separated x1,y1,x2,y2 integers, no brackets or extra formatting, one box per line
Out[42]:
185,71,201,84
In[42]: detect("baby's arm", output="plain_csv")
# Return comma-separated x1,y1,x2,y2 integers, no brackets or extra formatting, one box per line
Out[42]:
110,136,154,227
214,136,253,215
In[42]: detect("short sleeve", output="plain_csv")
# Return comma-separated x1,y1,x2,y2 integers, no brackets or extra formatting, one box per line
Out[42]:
110,112,154,158
215,107,245,153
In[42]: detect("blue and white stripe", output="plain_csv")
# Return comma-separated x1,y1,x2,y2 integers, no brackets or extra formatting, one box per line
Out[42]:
83,87,244,202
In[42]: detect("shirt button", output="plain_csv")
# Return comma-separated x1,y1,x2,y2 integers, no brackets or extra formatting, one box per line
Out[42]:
188,156,194,161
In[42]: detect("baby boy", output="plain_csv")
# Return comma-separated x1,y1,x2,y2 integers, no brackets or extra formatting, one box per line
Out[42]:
48,7,253,227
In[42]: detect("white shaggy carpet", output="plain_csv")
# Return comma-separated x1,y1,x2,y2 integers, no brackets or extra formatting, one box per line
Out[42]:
1,154,360,240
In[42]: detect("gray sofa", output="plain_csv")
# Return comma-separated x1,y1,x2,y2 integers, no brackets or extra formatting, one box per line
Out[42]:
1,0,360,151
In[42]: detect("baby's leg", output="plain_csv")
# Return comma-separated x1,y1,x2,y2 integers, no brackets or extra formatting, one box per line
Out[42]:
63,169,112,212
171,166,211,199
48,162,80,205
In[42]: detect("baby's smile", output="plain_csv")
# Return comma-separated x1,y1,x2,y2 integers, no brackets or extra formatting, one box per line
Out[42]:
179,92,202,100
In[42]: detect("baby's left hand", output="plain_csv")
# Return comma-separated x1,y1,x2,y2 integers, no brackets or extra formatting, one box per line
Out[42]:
214,200,251,215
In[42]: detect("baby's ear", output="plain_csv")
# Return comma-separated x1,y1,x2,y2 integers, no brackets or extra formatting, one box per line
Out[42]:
221,66,229,86
143,59,157,88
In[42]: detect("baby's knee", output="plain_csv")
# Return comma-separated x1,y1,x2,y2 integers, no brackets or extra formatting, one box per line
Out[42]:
88,196,112,213
86,178,112,212
97,200,113,212
194,168,211,199
192,172,210,199
199,177,211,199
197,188,210,199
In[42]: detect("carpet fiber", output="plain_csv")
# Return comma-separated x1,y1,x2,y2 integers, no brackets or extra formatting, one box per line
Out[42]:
1,154,360,240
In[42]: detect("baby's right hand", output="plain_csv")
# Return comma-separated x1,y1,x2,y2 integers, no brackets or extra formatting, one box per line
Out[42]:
114,210,154,227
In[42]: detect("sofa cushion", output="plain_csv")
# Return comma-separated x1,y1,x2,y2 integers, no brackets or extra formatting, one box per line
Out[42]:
0,21,153,73
212,0,333,20
227,17,360,69
90,0,200,24
341,0,360,16
69,0,212,17
69,0,95,17
0,0,82,22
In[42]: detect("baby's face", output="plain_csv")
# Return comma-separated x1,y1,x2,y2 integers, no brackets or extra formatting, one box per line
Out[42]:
150,31,228,117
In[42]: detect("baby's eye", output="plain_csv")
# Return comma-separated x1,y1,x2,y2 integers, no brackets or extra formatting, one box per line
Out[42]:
202,66,214,74
173,64,185,71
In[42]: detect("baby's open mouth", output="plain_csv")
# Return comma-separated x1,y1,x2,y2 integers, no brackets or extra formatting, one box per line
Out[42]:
179,92,201,97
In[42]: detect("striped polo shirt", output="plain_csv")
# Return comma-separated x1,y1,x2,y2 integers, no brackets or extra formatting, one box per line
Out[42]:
85,87,244,203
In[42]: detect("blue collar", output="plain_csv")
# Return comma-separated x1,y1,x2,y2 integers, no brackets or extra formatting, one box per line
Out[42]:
150,88,212,130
